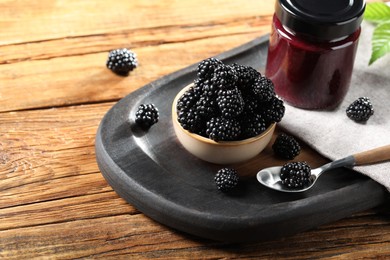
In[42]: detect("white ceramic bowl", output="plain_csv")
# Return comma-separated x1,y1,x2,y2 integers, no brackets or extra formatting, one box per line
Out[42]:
172,84,276,164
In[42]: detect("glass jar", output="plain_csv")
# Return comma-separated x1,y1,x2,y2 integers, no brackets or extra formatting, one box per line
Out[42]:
265,0,365,110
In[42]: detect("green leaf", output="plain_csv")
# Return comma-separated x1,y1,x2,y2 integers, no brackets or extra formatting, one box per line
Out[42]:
369,21,390,65
364,2,390,24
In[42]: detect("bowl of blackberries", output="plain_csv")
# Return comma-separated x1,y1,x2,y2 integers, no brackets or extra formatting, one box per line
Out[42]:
172,58,285,164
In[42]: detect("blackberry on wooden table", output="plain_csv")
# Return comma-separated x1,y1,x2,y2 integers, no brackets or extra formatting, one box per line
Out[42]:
106,48,138,75
272,133,301,160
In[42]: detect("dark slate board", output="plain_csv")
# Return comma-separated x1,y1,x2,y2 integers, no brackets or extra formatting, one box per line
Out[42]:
95,35,389,243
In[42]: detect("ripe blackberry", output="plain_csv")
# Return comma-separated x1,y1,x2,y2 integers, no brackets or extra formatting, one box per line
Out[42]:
135,104,159,128
272,133,301,159
280,161,311,189
232,63,261,90
211,64,238,90
215,168,239,192
216,87,244,118
176,82,203,112
177,108,205,135
252,76,275,102
106,48,138,75
201,80,218,99
240,113,267,138
346,97,374,122
197,58,223,80
206,117,241,141
242,95,260,115
195,93,219,118
262,96,285,123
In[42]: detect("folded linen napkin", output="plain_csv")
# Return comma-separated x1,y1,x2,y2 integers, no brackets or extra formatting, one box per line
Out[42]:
278,21,390,192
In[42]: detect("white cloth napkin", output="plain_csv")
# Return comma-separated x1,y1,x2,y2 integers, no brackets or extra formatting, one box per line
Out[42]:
278,21,390,192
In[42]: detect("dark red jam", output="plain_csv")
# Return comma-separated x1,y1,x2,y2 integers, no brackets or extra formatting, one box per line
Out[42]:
265,0,365,110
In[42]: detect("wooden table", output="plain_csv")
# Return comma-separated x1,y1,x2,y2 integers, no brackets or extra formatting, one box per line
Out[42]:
1,0,389,258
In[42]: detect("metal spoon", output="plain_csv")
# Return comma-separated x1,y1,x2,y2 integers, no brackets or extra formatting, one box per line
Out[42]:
257,144,390,193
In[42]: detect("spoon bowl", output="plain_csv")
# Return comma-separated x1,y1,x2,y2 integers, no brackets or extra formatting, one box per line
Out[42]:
257,166,322,193
257,144,390,193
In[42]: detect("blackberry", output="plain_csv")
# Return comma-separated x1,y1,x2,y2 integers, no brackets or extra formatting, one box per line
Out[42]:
252,76,275,102
197,58,223,80
177,82,203,112
216,87,244,118
240,113,267,138
177,108,205,135
206,117,241,141
106,48,138,75
199,79,218,97
346,97,374,122
135,104,159,128
272,133,301,159
195,93,219,118
280,161,311,189
232,63,261,90
215,168,239,192
242,95,260,115
262,96,285,123
211,64,238,90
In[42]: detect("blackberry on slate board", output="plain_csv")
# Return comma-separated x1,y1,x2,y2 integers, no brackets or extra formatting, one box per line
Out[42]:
215,168,239,192
135,104,159,128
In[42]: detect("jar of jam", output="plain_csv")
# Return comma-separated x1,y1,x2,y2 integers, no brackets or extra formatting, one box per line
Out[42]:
265,0,365,109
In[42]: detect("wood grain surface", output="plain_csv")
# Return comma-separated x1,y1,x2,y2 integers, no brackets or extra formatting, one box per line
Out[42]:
1,0,389,259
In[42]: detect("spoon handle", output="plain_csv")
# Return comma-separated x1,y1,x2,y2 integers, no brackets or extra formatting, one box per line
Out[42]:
353,144,390,166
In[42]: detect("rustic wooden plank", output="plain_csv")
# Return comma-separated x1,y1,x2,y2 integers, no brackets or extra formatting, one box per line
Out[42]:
0,0,274,45
0,0,275,112
0,191,137,231
0,171,111,209
0,210,389,259
0,33,268,113
0,103,111,208
0,16,271,64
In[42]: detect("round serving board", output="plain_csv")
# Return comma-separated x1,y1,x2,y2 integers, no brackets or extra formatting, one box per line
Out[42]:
95,36,389,242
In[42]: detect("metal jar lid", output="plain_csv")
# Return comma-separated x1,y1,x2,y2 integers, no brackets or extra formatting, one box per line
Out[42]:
275,0,366,41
